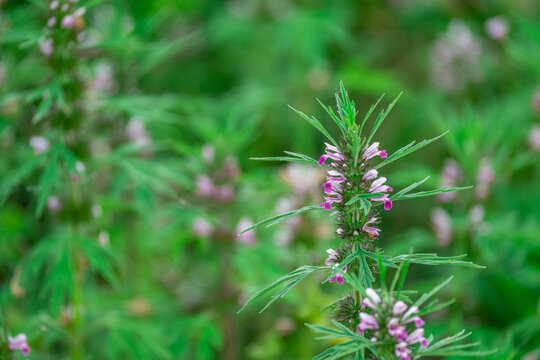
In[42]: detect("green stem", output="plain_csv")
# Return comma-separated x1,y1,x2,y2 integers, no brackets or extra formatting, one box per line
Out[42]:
69,180,83,360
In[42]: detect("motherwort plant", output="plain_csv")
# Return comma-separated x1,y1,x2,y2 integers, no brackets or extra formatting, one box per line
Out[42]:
239,84,493,359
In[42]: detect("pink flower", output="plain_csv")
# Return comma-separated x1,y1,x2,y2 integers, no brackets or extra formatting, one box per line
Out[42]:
61,15,75,28
393,300,407,315
357,313,379,334
528,124,540,150
476,158,495,200
47,196,62,212
363,142,388,160
318,143,344,166
236,218,256,245
485,16,509,41
50,1,59,10
29,136,50,155
192,217,213,237
363,169,378,181
532,92,540,113
437,159,462,202
39,37,54,57
8,334,31,356
47,17,57,27
388,318,406,336
430,207,452,246
329,272,345,284
325,249,338,266
126,117,151,147
406,328,427,346
367,176,393,210
362,288,381,309
196,175,215,197
325,248,347,285
395,341,412,360
362,217,380,239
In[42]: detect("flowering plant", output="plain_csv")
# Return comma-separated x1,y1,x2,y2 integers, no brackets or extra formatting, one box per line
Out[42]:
239,84,493,359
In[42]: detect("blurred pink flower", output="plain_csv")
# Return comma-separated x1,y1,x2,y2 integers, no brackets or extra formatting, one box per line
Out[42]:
47,196,62,212
529,124,540,150
485,16,509,41
29,136,50,155
236,218,256,245
476,158,495,200
195,175,215,197
126,117,151,147
192,217,213,237
8,334,30,356
39,38,54,57
532,91,540,113
437,159,462,202
201,144,215,164
430,207,452,246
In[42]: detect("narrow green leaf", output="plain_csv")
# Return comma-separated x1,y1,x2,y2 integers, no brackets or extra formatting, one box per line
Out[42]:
358,94,384,136
237,266,326,313
239,205,323,234
374,131,448,170
391,253,484,268
412,276,453,309
390,186,473,202
289,105,339,148
366,92,402,145
317,99,347,135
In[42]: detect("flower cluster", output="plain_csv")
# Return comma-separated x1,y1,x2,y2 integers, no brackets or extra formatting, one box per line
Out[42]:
358,289,428,360
325,247,350,284
318,142,392,212
40,0,86,57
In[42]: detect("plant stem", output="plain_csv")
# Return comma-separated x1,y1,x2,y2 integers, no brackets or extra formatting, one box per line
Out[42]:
69,180,83,360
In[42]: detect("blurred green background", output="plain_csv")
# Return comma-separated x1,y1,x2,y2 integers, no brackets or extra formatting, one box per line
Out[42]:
0,0,539,359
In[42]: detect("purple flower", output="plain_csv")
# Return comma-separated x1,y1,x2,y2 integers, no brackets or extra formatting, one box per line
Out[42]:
363,169,378,181
393,300,407,315
318,143,344,166
368,176,393,210
325,248,347,285
395,341,412,360
50,1,59,10
8,334,31,356
357,313,379,334
363,142,388,160
362,217,380,239
362,287,381,310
